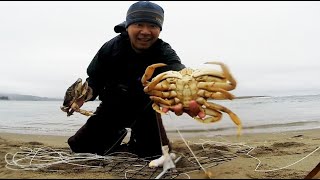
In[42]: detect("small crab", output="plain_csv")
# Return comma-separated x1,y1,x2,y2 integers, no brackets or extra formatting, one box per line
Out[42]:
60,78,95,117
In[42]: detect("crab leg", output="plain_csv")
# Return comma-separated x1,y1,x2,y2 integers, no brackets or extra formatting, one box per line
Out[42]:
150,80,176,91
193,70,224,79
143,73,168,92
67,101,95,116
143,72,182,93
148,90,177,99
66,102,79,116
151,103,164,114
60,106,70,112
150,96,181,114
205,61,237,90
193,108,223,124
78,109,95,116
197,81,235,92
196,97,242,135
197,88,235,100
81,81,89,97
150,96,175,105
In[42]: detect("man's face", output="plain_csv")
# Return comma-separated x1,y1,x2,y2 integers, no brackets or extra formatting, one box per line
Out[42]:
127,22,161,53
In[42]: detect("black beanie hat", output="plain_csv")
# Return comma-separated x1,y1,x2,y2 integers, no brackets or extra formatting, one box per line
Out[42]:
125,1,164,30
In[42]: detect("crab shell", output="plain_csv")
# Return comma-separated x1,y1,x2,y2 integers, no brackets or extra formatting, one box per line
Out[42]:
141,62,242,136
60,78,94,116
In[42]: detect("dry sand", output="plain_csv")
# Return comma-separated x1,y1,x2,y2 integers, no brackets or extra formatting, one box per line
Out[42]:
0,128,319,179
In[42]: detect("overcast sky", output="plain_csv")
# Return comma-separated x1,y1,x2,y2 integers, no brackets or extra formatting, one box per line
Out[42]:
1,1,320,98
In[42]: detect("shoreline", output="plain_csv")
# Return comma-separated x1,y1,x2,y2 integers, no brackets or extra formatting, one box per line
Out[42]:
1,127,319,145
1,124,319,140
1,128,320,179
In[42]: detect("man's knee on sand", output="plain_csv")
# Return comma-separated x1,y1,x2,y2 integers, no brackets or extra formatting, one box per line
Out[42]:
67,128,128,155
68,129,167,158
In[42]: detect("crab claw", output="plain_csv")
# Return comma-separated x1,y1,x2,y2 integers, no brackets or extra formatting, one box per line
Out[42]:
141,63,167,86
143,73,167,93
60,106,70,112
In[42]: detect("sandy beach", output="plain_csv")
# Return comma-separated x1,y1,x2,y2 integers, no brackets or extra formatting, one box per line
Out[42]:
1,128,319,179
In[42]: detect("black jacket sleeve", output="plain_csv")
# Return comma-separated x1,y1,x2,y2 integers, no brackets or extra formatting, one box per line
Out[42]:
153,40,186,76
85,49,104,101
85,36,120,101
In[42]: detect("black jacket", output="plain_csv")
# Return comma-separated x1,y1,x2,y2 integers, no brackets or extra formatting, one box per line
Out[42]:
86,23,185,112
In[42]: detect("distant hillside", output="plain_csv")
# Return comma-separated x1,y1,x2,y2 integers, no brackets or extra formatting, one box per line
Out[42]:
0,93,62,101
236,95,271,99
0,96,9,100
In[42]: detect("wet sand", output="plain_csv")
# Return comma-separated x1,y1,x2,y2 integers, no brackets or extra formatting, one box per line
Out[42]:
1,128,319,179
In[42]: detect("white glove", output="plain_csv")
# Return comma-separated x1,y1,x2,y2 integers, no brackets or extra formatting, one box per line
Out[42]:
149,145,176,168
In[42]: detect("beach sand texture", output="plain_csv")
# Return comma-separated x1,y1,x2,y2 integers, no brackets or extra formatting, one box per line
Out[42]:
1,128,319,179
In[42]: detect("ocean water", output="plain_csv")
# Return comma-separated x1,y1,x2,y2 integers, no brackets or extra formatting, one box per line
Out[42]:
0,94,319,136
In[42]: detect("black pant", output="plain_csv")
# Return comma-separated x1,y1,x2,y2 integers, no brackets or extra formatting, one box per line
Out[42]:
68,101,170,158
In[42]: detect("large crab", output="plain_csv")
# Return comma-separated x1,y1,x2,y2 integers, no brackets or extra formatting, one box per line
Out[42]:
60,78,95,117
141,61,242,134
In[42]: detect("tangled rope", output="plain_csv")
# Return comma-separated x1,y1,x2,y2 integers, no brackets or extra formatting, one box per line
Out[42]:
4,140,248,179
5,146,148,174
4,140,319,179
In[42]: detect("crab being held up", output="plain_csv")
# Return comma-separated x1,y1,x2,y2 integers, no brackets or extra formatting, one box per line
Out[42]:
141,62,242,135
60,78,95,117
